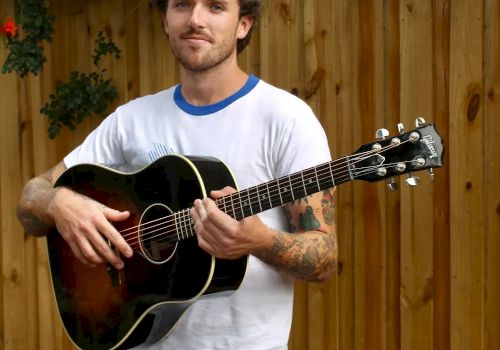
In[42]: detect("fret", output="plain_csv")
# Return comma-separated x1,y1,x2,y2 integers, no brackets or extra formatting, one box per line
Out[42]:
302,168,320,195
227,195,236,219
265,183,273,209
289,175,295,200
173,212,181,241
187,214,194,238
246,189,253,215
268,179,281,207
300,171,307,196
277,177,284,204
314,166,321,190
248,186,262,213
287,172,303,200
182,211,190,240
346,156,354,181
256,184,272,212
277,175,294,205
328,161,336,186
237,192,245,220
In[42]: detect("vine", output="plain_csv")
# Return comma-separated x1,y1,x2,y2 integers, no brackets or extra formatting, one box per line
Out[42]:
1,0,54,76
40,31,121,139
1,0,122,139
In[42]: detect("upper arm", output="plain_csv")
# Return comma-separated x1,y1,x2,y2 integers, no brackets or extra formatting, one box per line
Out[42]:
284,187,336,234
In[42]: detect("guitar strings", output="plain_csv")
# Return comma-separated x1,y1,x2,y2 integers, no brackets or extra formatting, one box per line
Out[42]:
128,158,417,253
133,159,416,249
120,140,412,248
123,140,410,248
119,146,371,243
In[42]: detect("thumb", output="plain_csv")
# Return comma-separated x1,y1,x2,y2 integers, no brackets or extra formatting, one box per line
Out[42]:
103,207,130,222
211,186,236,199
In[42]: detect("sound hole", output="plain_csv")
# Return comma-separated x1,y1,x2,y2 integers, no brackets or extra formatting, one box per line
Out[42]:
139,204,177,264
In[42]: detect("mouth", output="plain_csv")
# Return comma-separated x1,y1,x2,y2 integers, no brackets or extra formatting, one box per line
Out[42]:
181,31,213,44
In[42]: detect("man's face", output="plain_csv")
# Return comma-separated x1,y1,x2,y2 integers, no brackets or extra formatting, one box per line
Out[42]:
163,0,252,72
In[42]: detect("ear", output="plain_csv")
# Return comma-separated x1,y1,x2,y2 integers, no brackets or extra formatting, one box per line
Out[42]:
163,12,169,36
236,16,253,40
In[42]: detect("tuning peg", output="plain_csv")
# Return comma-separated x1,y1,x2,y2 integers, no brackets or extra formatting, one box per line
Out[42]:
397,123,405,135
387,177,398,191
375,128,390,140
405,174,420,186
428,168,435,181
416,117,426,126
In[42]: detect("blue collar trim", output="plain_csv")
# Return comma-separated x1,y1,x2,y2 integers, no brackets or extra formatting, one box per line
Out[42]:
174,75,260,116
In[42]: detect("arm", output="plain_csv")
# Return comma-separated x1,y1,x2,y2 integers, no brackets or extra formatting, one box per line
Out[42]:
17,161,133,269
255,188,337,282
191,187,337,282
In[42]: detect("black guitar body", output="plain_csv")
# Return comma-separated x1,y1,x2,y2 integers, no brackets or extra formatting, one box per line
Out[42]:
47,155,248,349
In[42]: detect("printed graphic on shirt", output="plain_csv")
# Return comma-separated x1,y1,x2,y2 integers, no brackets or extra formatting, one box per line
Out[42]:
148,143,175,162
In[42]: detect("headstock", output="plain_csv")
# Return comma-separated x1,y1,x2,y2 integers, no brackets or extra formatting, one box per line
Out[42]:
350,118,444,189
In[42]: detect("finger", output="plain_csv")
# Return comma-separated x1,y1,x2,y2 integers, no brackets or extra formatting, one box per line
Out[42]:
211,186,236,199
103,207,130,222
72,230,106,266
66,239,96,267
96,219,133,258
85,226,125,269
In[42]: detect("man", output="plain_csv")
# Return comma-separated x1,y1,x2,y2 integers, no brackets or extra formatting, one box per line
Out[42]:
17,0,337,348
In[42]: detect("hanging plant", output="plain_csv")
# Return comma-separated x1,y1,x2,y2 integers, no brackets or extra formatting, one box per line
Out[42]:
1,0,54,77
40,31,122,139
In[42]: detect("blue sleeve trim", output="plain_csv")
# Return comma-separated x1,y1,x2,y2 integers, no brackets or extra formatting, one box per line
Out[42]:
173,75,260,116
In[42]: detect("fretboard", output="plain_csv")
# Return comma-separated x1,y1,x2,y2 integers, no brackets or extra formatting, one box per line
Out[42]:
216,157,353,221
174,156,355,241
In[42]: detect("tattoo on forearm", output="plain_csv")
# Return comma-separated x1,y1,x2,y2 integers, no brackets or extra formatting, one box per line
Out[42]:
261,232,336,281
298,206,320,231
17,177,56,236
321,189,336,225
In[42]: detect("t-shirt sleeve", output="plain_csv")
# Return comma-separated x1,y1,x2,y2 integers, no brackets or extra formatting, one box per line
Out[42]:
63,111,125,168
274,103,332,178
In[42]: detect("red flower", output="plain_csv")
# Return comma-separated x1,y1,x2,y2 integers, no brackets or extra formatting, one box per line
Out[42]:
2,17,18,38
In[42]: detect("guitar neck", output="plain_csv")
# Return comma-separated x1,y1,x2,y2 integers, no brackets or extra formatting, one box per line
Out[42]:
174,122,444,240
216,157,352,221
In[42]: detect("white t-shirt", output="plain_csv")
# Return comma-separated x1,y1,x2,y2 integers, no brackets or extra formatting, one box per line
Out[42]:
64,75,331,350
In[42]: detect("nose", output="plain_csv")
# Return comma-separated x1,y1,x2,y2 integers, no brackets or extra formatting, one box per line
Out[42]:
187,4,206,29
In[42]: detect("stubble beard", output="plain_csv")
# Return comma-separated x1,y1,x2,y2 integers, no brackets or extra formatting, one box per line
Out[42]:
169,33,237,72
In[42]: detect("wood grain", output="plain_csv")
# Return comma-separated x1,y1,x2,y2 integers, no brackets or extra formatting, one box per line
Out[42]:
0,0,499,349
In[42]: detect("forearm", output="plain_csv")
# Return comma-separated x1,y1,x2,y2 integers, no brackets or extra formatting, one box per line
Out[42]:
254,229,337,283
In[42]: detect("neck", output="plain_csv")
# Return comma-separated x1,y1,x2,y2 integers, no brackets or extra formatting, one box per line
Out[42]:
178,54,248,106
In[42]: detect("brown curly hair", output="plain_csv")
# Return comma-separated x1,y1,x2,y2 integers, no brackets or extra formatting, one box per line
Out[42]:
152,0,260,54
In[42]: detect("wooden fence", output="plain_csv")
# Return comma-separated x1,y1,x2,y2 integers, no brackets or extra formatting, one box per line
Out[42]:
0,0,498,349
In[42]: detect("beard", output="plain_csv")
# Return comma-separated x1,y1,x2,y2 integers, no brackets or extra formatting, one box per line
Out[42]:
169,29,238,72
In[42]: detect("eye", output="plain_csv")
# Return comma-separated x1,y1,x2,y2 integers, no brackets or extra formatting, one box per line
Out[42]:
209,2,225,12
174,0,190,9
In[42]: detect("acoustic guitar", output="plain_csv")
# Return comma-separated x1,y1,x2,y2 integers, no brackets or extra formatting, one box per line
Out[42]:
47,120,443,349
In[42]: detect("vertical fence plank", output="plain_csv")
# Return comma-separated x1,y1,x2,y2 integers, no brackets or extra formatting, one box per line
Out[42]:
399,1,435,349
450,0,485,348
382,1,402,349
484,0,500,348
432,0,451,349
0,2,26,348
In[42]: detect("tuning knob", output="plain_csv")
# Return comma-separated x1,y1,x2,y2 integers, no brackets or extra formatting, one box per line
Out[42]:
375,128,390,140
387,177,398,191
416,117,426,126
428,168,435,181
397,123,405,135
405,174,420,186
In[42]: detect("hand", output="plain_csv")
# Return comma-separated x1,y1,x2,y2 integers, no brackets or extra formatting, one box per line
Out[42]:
190,186,273,259
47,187,133,269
